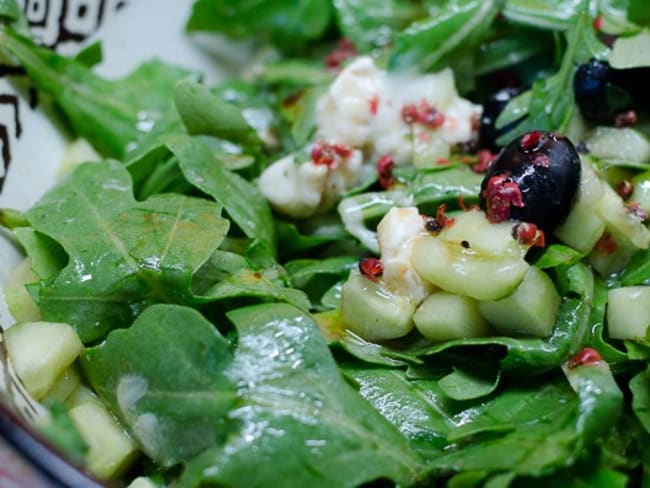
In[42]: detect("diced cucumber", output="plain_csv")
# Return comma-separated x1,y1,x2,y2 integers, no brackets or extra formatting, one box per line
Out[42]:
554,159,605,253
69,401,139,479
478,266,560,338
3,257,41,323
438,210,528,258
413,291,490,342
586,126,650,164
128,477,159,488
631,170,650,214
607,286,650,340
42,366,81,405
411,235,529,301
553,203,605,254
340,270,416,341
589,230,639,277
4,321,83,400
596,179,650,249
65,384,103,409
413,132,450,168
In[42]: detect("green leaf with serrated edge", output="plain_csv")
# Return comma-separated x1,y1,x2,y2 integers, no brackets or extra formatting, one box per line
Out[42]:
178,303,422,488
186,0,332,51
12,228,67,280
630,368,650,433
389,0,502,72
332,0,426,52
200,267,311,311
502,0,584,31
1,29,194,160
496,8,609,143
341,364,454,460
81,304,237,467
423,365,622,477
285,256,357,287
438,368,501,401
173,80,261,148
163,134,275,251
27,161,228,343
532,244,584,269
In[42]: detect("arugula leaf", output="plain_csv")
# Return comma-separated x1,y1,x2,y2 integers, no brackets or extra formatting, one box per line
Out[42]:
332,0,426,52
344,362,623,482
502,0,585,31
341,364,455,459
425,364,622,478
198,252,312,312
630,368,650,433
0,0,21,19
285,256,357,306
81,304,237,467
163,134,276,250
628,0,650,26
532,244,584,269
438,367,501,401
186,0,332,52
173,80,262,148
388,0,502,73
0,29,194,160
185,303,422,488
496,8,609,143
332,331,416,367
275,219,348,259
12,228,67,280
26,161,228,342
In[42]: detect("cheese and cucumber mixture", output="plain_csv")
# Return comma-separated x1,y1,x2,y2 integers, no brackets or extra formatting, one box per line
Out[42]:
3,1,650,487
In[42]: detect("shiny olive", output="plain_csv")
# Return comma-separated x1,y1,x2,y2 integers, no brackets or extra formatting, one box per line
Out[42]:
479,130,581,232
478,87,525,150
573,59,633,123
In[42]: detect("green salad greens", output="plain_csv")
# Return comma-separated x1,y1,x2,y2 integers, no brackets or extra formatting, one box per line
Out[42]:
2,0,650,487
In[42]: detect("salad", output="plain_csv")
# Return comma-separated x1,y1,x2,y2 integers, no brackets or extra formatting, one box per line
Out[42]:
1,0,650,486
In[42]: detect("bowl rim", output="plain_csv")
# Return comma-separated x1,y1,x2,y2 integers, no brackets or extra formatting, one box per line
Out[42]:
0,399,110,488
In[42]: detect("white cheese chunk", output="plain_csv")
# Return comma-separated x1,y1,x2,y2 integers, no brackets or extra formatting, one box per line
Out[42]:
259,148,363,218
377,206,433,302
316,56,480,165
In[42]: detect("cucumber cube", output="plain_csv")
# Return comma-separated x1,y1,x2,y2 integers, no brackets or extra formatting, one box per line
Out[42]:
554,203,605,254
340,270,416,341
586,126,650,164
478,267,560,338
439,210,527,258
3,258,41,323
631,171,650,214
413,292,490,342
607,286,650,340
42,366,81,405
65,384,102,409
411,235,529,301
596,180,650,249
554,159,605,253
69,401,139,479
4,321,83,400
128,477,159,488
589,230,638,277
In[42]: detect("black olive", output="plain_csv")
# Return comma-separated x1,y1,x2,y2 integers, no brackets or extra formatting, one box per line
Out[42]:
574,59,633,123
478,87,525,151
478,130,581,232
